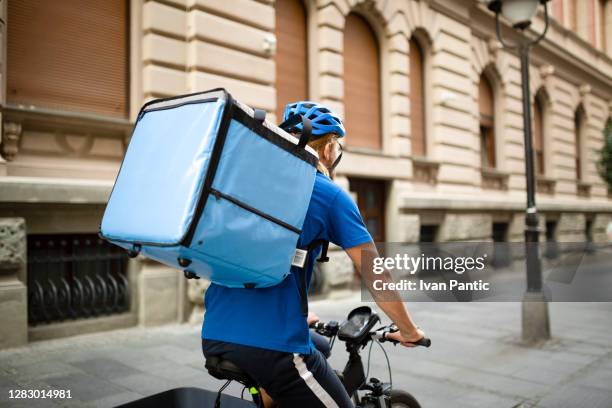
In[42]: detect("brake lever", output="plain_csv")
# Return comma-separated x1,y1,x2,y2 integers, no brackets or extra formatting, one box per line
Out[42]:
385,325,399,346
385,324,432,348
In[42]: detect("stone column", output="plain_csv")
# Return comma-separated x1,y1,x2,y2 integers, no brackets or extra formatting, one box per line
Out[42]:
593,213,612,242
317,175,358,295
0,218,28,349
137,258,181,327
187,278,210,326
317,247,354,296
557,213,586,241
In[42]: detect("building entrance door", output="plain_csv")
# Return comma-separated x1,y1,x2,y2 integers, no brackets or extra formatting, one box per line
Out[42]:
348,178,386,242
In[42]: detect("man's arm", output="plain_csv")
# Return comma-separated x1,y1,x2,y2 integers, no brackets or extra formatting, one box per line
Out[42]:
345,241,425,346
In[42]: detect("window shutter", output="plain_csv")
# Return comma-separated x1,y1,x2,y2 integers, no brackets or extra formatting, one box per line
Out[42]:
410,37,425,157
478,74,494,125
479,74,495,168
599,0,607,50
344,13,381,150
552,0,564,23
275,0,308,121
533,98,544,175
7,0,128,118
575,108,584,181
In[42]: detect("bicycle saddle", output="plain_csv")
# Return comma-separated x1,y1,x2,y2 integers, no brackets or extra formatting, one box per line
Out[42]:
205,356,256,386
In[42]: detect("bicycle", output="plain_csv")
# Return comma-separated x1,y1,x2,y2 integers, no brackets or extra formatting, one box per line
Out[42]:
206,305,430,408
309,305,430,408
117,306,430,408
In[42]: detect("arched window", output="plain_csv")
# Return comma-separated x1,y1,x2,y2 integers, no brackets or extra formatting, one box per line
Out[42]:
533,95,545,175
410,36,426,157
275,0,308,121
7,0,128,117
575,106,586,181
344,13,382,150
479,73,496,168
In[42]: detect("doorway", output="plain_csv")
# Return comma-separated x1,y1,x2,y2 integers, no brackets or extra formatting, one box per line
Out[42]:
492,222,511,267
348,178,386,242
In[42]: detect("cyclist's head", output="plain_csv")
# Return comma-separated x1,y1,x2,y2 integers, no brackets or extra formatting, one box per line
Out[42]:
282,101,345,138
283,101,345,176
307,134,342,177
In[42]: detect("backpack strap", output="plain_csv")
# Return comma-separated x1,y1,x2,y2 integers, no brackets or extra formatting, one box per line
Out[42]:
253,109,266,123
278,114,312,149
296,240,330,316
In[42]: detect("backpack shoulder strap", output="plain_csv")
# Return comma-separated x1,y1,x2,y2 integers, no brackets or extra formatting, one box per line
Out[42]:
296,240,330,316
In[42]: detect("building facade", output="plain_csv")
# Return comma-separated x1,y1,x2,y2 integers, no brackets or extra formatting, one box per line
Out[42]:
1,0,611,348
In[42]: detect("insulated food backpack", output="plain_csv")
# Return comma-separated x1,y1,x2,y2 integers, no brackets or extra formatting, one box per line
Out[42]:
99,88,322,293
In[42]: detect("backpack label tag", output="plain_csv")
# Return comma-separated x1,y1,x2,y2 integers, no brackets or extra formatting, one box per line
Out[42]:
292,249,308,268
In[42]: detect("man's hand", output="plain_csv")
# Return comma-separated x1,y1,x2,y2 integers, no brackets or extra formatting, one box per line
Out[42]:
307,311,320,326
345,242,425,348
386,327,426,348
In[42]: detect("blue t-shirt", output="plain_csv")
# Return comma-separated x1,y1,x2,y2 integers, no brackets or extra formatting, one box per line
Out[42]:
201,172,372,354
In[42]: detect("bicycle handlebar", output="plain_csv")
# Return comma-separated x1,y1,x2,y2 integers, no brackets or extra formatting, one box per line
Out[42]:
373,325,431,347
309,321,431,348
309,321,339,337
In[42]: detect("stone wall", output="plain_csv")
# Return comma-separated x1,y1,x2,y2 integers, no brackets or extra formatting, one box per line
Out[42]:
142,0,276,115
1,0,611,345
557,213,587,241
0,218,27,349
137,259,183,327
438,213,493,242
593,213,612,242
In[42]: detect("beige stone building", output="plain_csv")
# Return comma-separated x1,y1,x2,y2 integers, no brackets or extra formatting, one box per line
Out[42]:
0,0,611,348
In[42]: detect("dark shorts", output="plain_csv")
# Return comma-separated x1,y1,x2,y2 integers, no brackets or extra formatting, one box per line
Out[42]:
202,332,353,408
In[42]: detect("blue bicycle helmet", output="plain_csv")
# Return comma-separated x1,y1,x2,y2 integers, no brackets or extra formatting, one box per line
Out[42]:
282,101,345,138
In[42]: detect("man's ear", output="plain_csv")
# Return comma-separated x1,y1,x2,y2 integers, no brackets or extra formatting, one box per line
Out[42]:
321,141,332,162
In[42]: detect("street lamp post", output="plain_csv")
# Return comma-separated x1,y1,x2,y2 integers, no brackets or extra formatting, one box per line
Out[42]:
487,0,551,343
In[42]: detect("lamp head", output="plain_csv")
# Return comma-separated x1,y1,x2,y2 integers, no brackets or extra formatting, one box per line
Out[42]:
487,0,550,30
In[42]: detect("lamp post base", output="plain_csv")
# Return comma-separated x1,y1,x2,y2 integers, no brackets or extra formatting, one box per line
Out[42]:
521,291,551,345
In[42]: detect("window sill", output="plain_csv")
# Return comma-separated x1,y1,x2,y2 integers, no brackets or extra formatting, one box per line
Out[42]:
481,168,510,191
411,156,440,185
536,176,556,195
577,181,592,198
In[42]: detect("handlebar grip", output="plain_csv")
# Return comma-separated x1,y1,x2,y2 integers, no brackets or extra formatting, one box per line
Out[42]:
412,337,431,348
383,326,431,348
383,332,431,348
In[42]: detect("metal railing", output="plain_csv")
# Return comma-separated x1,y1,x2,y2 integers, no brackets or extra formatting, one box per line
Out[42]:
27,234,130,326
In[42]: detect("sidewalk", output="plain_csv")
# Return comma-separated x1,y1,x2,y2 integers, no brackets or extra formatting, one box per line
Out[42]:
1,295,611,407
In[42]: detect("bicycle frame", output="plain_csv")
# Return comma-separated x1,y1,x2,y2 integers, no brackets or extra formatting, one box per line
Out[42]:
206,306,429,408
338,334,393,408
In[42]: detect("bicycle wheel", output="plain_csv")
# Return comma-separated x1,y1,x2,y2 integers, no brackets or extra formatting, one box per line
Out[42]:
388,389,421,408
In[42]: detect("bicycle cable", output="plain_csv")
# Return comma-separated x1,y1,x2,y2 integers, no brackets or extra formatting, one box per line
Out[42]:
364,339,375,381
215,380,232,407
374,339,393,391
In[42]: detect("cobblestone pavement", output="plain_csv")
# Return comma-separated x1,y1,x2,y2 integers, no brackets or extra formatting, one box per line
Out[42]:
1,295,611,407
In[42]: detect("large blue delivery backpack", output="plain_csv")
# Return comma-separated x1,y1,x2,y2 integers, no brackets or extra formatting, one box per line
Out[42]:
99,88,319,290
